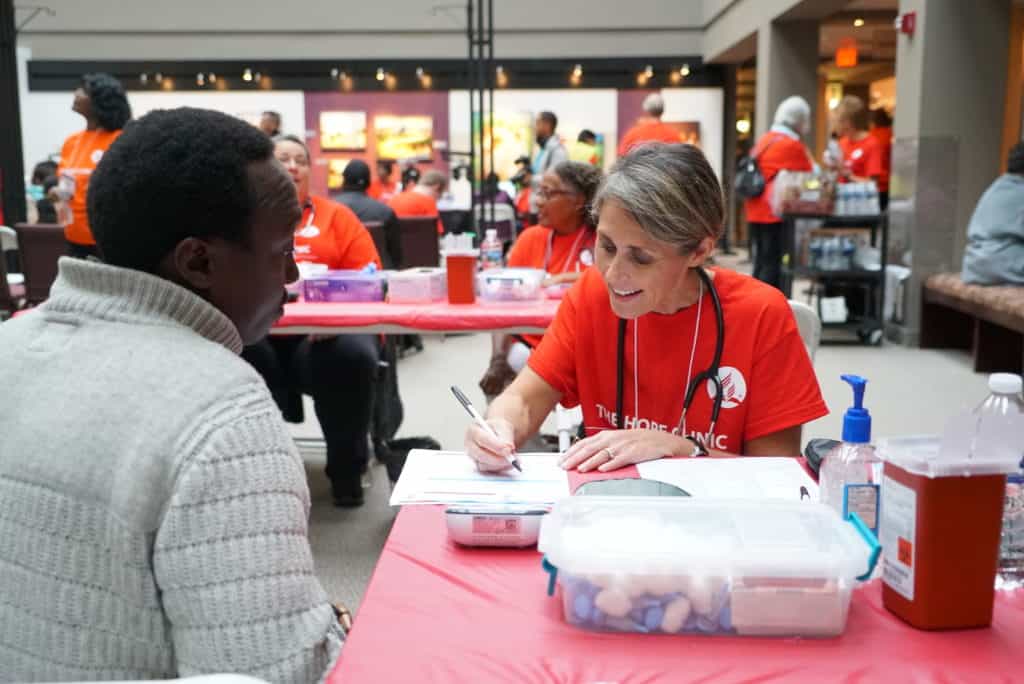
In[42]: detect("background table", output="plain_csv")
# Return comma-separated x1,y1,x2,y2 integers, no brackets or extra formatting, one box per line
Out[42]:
272,299,560,335
328,464,1024,683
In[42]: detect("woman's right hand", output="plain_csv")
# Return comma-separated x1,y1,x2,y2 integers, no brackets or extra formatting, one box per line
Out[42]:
464,416,517,472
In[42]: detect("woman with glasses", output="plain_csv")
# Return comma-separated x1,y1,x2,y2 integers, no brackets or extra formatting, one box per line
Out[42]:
242,135,383,507
479,161,602,398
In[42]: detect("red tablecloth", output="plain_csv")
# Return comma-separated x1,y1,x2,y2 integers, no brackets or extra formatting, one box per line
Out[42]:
273,299,560,334
329,466,1023,684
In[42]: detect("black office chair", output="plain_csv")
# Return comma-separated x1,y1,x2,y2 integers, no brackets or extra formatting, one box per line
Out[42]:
397,216,441,268
14,223,66,305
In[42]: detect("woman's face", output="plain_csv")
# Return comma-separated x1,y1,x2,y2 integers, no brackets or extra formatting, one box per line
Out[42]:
274,139,311,202
72,87,92,119
595,200,706,319
835,113,855,138
536,170,584,235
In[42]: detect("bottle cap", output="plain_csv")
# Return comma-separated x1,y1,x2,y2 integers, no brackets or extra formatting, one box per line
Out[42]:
989,373,1023,395
840,374,871,443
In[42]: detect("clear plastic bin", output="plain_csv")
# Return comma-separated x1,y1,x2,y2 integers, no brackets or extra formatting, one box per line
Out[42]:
302,270,386,303
538,497,879,638
387,268,447,303
476,268,546,303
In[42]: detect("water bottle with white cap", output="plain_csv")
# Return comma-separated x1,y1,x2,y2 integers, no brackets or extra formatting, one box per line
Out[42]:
977,373,1024,590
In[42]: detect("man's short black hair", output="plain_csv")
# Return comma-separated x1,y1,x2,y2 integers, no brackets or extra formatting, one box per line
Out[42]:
82,73,132,131
31,160,57,185
88,107,275,272
538,111,558,130
578,129,597,144
1008,142,1024,175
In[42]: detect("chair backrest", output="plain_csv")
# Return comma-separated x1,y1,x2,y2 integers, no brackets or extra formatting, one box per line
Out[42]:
14,223,66,304
0,225,17,252
788,299,821,361
362,220,390,267
398,216,441,268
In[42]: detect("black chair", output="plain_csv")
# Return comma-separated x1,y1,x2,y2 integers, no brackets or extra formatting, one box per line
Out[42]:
363,221,390,268
398,216,441,268
14,223,66,305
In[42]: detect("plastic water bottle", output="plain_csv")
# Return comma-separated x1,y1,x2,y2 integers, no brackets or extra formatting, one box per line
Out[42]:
479,229,503,271
977,373,1024,590
820,375,883,533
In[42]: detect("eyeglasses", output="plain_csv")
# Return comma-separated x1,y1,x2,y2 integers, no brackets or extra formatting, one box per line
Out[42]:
536,187,577,200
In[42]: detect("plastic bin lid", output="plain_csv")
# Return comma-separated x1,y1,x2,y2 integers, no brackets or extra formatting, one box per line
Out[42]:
477,267,546,283
388,267,445,280
537,497,871,582
310,269,386,281
878,428,1023,478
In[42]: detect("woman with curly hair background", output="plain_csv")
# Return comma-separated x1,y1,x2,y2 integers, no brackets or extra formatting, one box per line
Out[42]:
53,72,132,258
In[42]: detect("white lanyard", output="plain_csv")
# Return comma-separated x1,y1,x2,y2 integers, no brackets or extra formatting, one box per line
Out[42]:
543,227,588,274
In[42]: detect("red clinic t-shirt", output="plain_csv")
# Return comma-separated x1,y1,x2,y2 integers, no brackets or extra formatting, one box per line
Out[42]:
618,121,683,156
294,195,381,270
869,126,893,192
507,224,596,347
743,131,813,224
388,189,444,235
528,268,828,454
839,134,883,182
58,128,122,245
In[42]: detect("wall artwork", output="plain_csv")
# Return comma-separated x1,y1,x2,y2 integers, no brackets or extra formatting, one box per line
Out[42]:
374,114,434,160
320,111,368,151
326,158,351,191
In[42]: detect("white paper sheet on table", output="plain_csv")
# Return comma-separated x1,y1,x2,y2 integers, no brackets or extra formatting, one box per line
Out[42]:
635,457,819,501
389,450,571,506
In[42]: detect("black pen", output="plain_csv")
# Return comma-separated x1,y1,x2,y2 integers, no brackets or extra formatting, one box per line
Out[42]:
450,385,522,472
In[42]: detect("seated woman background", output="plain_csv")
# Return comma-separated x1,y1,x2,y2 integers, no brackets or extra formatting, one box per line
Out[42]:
467,143,827,473
243,135,382,507
479,161,602,397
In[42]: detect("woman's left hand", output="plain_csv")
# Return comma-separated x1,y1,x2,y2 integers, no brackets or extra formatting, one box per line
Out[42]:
559,429,692,473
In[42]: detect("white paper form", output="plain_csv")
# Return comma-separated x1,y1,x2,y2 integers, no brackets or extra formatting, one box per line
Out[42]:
389,450,571,506
636,457,819,501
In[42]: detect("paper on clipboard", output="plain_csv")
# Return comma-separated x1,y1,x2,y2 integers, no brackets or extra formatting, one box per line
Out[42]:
635,457,819,501
389,450,571,506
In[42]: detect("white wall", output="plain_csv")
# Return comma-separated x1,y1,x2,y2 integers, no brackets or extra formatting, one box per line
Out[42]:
660,87,725,180
449,89,620,176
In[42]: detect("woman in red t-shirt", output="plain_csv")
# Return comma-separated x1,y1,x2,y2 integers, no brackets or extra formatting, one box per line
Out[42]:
242,135,383,507
466,144,827,473
869,108,893,211
743,96,814,291
478,161,602,397
835,95,883,187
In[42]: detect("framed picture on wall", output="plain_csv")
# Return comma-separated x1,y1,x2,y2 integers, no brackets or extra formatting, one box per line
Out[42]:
326,158,351,190
374,115,433,160
320,111,367,151
665,121,702,147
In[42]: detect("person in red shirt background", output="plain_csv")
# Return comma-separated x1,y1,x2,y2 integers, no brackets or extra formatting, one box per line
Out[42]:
479,161,602,398
835,95,883,188
617,93,683,156
466,143,826,473
869,108,893,211
743,96,814,291
367,159,399,202
242,135,382,507
53,73,132,258
388,169,447,235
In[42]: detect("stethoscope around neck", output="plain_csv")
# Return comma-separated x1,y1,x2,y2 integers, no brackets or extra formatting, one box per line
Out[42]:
613,267,726,442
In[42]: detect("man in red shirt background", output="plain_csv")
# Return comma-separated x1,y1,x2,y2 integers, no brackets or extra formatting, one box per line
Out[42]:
869,108,893,211
618,93,683,156
388,169,447,235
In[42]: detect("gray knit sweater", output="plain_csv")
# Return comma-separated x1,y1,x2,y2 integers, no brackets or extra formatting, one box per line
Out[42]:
0,258,343,682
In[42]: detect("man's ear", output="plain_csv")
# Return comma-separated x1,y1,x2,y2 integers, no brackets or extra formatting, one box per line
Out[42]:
168,237,215,291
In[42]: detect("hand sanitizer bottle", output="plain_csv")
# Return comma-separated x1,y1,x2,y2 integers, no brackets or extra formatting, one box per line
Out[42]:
820,374,882,532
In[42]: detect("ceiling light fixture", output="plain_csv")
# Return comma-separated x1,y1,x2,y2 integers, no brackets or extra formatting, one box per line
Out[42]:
242,68,253,82
853,17,865,27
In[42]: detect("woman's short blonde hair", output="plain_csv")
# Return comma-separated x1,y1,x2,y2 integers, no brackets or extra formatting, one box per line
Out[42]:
593,143,724,254
836,95,869,132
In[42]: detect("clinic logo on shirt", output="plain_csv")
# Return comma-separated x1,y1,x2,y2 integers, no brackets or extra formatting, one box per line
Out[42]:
579,248,594,266
298,225,321,238
90,149,104,164
851,148,864,160
708,366,747,409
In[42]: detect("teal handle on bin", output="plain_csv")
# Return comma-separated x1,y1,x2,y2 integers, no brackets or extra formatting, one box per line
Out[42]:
847,511,882,581
541,556,558,597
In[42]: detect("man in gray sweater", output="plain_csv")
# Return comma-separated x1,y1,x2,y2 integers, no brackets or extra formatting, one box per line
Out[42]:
0,108,344,681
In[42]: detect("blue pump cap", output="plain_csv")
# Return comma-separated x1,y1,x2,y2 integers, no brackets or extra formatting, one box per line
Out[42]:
840,374,871,443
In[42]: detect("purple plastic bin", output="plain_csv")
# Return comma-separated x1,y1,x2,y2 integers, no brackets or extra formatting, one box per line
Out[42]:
302,270,386,303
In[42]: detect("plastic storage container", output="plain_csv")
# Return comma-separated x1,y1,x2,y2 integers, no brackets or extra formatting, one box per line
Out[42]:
386,267,447,303
538,497,879,638
302,270,386,303
476,268,546,303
